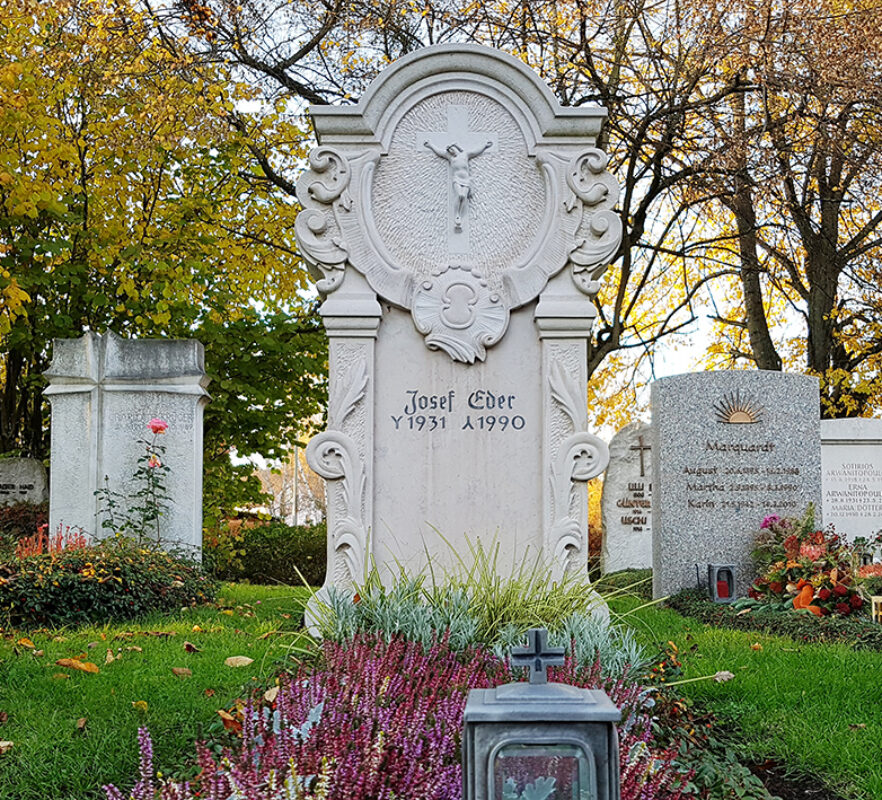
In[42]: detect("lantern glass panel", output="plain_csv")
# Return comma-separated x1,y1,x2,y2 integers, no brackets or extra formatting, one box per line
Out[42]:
492,742,596,800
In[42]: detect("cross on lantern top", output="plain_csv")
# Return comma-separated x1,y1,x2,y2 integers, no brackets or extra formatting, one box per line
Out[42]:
511,628,565,684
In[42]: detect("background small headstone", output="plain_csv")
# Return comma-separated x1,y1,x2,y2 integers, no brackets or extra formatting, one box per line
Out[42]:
601,421,652,573
821,418,882,543
0,458,48,506
651,370,821,598
44,331,210,553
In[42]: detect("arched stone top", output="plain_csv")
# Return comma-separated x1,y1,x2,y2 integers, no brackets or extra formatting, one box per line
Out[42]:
311,44,607,147
296,43,622,363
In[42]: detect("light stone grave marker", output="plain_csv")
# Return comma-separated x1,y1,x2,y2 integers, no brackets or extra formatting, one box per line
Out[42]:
44,331,210,552
821,418,882,542
601,421,652,574
0,458,48,506
296,44,622,599
651,371,821,598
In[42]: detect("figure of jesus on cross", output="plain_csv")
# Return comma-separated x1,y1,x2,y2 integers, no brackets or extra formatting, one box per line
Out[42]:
424,139,494,231
418,106,498,253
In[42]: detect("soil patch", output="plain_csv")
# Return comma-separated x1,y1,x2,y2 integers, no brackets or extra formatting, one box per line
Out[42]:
748,759,851,800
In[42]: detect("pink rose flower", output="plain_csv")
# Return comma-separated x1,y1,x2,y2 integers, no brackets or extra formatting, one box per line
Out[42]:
799,542,825,561
147,454,162,469
148,418,169,435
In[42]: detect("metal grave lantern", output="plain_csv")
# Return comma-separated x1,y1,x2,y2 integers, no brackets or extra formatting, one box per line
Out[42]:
462,628,621,800
708,564,736,603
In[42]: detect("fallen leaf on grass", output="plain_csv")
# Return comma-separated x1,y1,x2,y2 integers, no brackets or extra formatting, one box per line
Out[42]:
131,701,148,713
224,656,253,668
750,643,763,651
52,673,70,680
221,609,235,616
736,608,752,616
33,650,43,657
713,671,735,683
280,613,291,620
0,711,8,725
125,646,143,653
171,667,192,678
183,641,201,653
75,718,87,733
0,741,12,754
191,625,204,633
203,688,215,698
16,637,35,649
257,630,282,640
216,709,242,734
264,686,279,703
850,723,867,730
105,649,117,665
55,658,99,674
87,641,101,649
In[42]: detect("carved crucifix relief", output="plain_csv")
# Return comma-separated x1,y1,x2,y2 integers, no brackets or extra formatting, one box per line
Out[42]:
418,105,498,254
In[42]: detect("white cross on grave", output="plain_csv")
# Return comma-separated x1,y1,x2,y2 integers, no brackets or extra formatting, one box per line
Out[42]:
417,105,498,254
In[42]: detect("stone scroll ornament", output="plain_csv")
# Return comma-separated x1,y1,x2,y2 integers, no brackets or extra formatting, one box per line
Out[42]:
548,361,609,579
294,46,623,363
306,361,369,586
566,148,623,296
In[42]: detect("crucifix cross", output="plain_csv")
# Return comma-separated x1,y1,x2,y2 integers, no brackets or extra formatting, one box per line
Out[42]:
630,435,651,477
510,628,565,685
418,105,498,254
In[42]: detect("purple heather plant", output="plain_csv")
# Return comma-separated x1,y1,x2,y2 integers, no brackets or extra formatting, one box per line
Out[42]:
106,634,691,800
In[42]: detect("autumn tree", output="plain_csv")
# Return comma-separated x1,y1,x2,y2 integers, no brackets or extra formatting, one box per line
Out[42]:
696,0,882,416
150,0,882,424
0,0,326,512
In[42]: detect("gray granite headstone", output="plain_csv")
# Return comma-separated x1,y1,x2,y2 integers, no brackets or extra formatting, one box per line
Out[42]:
0,458,48,506
44,331,210,553
651,370,821,598
601,421,652,573
821,418,882,542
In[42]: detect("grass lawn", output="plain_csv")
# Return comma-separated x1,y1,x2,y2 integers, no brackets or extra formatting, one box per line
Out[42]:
0,584,311,800
613,594,882,800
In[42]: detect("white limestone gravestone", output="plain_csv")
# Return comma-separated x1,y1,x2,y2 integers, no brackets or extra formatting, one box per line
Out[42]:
44,331,210,552
0,458,48,506
821,418,882,542
601,421,652,573
651,371,821,599
296,45,622,596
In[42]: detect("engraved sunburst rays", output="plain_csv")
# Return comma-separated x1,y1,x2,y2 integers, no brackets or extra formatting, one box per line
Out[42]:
714,391,764,424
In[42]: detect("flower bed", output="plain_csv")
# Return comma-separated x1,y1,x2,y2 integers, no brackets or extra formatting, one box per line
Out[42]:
748,509,864,616
105,633,692,800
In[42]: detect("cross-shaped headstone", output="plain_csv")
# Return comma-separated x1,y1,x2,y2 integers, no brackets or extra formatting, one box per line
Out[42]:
510,628,565,684
630,434,651,477
417,105,498,254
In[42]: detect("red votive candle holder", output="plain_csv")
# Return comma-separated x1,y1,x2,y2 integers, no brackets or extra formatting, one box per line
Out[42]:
717,580,730,598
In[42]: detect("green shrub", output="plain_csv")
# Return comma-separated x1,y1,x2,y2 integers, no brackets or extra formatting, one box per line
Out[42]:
667,588,882,650
595,568,653,600
206,521,326,586
0,501,48,559
0,537,216,628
